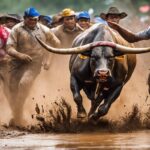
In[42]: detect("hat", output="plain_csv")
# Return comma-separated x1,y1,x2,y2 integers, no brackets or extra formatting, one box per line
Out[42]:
100,7,127,20
61,8,75,17
51,14,62,25
43,16,52,23
40,15,52,23
77,11,90,20
0,14,22,22
24,7,40,17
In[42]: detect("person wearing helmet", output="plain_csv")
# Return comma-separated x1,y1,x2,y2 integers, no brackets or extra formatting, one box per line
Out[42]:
52,8,83,48
77,11,91,30
6,7,60,126
39,15,52,28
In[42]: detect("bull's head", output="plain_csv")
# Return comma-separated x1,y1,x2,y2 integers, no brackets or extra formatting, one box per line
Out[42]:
90,46,115,82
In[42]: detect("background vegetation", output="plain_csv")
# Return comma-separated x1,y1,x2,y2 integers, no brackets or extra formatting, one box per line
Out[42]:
0,0,149,16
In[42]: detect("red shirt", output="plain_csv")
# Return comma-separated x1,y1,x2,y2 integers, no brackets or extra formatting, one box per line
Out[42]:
0,25,10,58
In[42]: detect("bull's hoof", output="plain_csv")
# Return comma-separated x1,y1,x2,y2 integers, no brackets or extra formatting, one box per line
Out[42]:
88,113,99,124
88,100,101,117
88,107,97,117
77,111,87,118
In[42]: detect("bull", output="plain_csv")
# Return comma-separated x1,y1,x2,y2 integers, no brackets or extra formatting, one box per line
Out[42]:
36,24,150,122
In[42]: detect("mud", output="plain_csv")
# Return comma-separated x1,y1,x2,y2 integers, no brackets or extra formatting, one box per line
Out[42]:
0,126,26,139
0,131,150,150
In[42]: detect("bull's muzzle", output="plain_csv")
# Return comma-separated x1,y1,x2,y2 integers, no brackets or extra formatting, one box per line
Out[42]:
95,69,110,82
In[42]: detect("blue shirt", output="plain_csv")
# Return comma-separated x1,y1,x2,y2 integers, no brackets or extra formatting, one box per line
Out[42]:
137,26,150,40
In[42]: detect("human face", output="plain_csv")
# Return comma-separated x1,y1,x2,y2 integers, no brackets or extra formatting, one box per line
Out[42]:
24,17,39,29
39,18,48,26
106,14,121,24
78,18,90,30
63,16,76,30
5,18,18,29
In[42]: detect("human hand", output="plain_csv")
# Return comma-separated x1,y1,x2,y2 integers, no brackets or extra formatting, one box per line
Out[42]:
107,21,119,30
18,53,32,62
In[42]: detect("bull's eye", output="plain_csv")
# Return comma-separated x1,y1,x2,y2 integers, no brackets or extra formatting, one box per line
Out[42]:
91,56,100,60
91,57,96,65
107,57,114,66
109,57,114,61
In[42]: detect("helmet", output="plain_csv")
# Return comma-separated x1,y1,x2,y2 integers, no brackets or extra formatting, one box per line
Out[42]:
77,11,90,20
24,7,40,17
43,15,52,23
62,8,75,17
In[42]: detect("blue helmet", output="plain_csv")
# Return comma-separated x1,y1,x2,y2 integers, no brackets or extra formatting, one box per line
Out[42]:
43,16,52,24
24,7,40,17
77,11,90,20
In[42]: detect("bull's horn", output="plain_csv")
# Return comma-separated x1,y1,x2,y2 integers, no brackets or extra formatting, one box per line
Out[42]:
35,36,94,54
115,44,150,54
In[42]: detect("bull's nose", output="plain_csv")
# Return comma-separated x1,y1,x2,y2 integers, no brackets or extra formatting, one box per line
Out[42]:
95,69,110,78
99,69,109,75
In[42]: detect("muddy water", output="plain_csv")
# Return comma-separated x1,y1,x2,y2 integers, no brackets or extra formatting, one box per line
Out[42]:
0,131,150,149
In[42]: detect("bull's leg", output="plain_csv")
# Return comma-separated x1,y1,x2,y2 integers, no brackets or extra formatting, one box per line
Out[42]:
70,76,87,118
88,96,103,117
89,85,123,121
83,86,104,117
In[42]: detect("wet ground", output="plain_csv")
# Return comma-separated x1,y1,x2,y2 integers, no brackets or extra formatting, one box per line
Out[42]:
0,130,150,150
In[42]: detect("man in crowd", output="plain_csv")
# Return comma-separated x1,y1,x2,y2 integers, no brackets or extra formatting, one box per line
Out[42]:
100,6,127,24
0,24,10,102
0,14,22,29
39,15,52,28
51,13,62,28
77,11,91,30
6,7,60,126
52,8,83,48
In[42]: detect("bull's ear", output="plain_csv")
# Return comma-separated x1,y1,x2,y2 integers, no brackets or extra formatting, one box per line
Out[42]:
114,50,124,56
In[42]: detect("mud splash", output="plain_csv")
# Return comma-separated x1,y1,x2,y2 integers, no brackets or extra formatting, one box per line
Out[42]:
26,98,150,133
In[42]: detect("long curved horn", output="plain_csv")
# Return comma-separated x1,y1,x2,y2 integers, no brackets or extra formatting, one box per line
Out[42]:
36,35,150,54
35,36,118,54
115,44,150,54
36,36,93,54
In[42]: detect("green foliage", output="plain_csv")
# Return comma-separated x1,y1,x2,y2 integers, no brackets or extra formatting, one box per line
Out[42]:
0,0,149,16
0,0,110,15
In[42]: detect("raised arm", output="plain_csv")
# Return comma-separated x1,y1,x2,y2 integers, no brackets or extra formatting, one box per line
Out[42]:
107,21,149,43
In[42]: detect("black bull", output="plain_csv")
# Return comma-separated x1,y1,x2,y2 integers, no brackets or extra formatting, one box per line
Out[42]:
36,24,150,122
